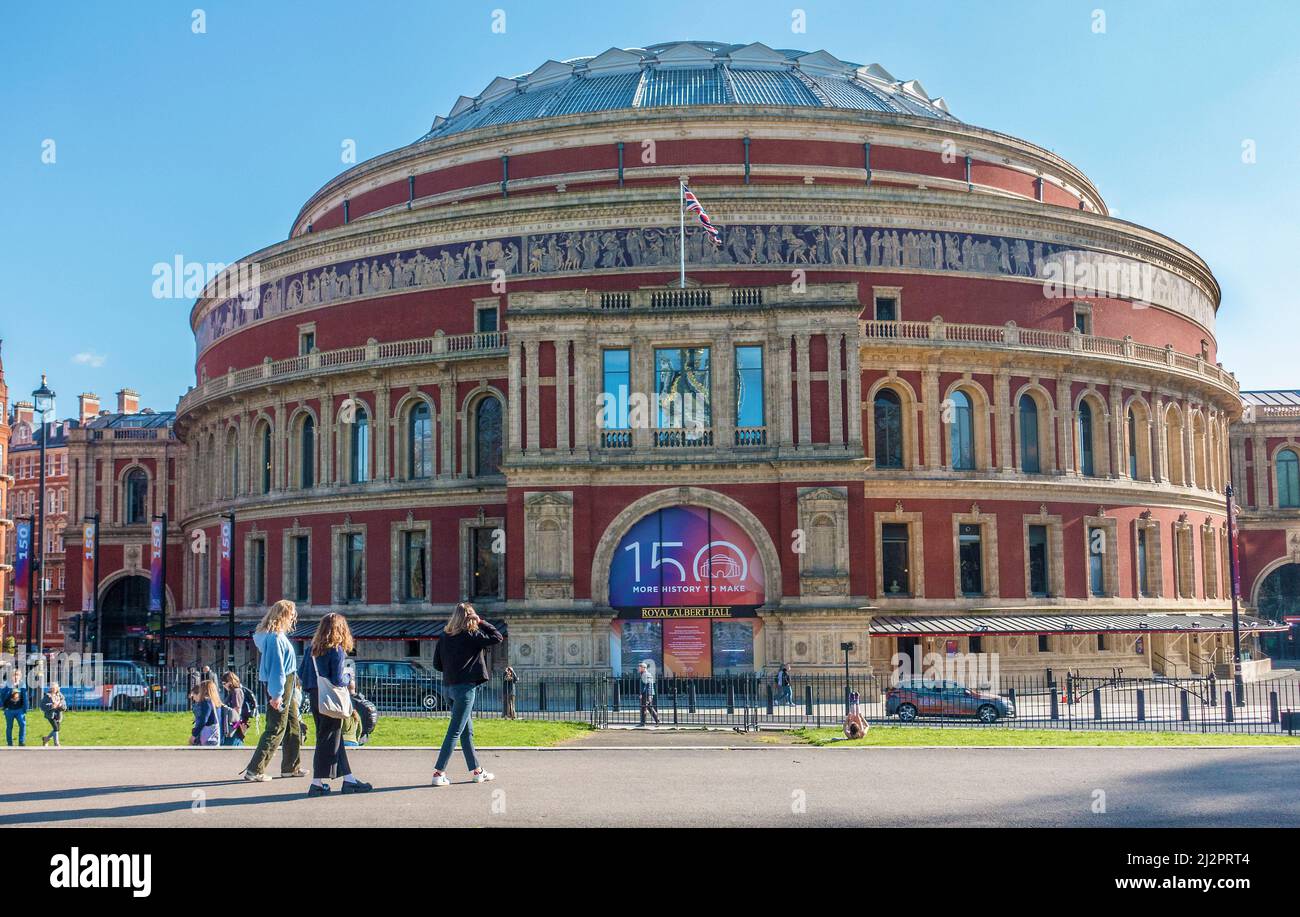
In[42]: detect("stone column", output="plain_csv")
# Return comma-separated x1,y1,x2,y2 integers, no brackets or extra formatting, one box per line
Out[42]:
1108,381,1124,478
439,379,456,478
572,337,590,453
1252,431,1270,508
714,334,735,449
274,397,287,491
994,369,1012,472
922,365,941,469
524,340,540,455
1181,399,1194,487
320,387,334,485
795,333,812,447
632,340,653,450
1055,375,1075,474
556,339,571,453
507,341,522,454
776,334,794,448
828,333,844,446
844,336,863,450
1154,396,1169,483
376,383,391,482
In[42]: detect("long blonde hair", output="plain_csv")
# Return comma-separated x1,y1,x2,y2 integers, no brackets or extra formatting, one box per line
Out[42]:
310,613,355,657
257,599,297,634
190,679,223,707
444,602,479,637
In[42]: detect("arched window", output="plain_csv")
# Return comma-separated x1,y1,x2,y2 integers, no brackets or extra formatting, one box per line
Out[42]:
124,469,148,524
474,396,503,477
1279,449,1300,508
350,407,370,484
299,415,315,489
1078,401,1095,477
408,402,433,480
259,423,273,494
949,390,974,471
1018,394,1041,473
873,389,903,469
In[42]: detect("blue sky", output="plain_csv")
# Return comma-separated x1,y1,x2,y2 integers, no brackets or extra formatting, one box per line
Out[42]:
2,0,1297,415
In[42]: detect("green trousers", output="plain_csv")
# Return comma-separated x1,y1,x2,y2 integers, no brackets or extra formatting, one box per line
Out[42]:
244,674,302,776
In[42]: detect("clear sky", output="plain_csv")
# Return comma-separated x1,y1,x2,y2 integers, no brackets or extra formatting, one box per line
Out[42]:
2,0,1297,416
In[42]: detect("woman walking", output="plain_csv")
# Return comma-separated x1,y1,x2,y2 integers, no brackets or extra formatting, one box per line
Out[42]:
242,600,305,782
3,670,28,746
221,672,255,747
503,665,518,720
298,613,371,797
190,680,224,746
431,602,503,786
40,682,67,747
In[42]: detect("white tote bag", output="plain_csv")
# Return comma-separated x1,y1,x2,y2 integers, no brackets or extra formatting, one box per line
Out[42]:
312,655,353,719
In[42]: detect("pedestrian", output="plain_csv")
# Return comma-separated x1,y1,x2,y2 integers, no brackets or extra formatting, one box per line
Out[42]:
776,663,795,706
3,670,28,746
190,680,223,746
430,602,503,786
638,662,660,727
503,665,517,720
241,600,306,782
40,682,66,747
298,613,370,796
221,671,255,747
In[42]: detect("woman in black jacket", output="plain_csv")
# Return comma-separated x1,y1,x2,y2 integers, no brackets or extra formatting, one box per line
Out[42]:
431,602,503,786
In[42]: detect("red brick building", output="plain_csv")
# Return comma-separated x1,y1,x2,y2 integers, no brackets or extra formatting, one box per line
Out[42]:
67,41,1286,677
0,344,11,647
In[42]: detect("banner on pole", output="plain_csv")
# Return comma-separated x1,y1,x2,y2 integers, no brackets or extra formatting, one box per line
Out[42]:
218,518,232,612
148,519,165,612
13,521,32,613
81,522,97,613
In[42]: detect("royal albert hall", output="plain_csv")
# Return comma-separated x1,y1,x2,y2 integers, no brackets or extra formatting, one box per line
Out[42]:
166,40,1282,678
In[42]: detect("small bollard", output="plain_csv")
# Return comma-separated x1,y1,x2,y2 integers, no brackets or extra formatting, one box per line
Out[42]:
687,681,697,714
1270,691,1280,725
1180,689,1190,722
611,678,620,712
575,680,584,711
804,685,814,717
1050,690,1060,721
538,680,548,713
1136,689,1146,722
1092,690,1102,721
727,680,735,715
766,683,774,716
1224,691,1234,723
673,689,679,725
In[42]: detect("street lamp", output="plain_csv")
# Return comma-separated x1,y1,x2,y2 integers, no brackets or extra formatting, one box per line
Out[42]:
31,374,55,655
840,641,856,714
1225,483,1244,703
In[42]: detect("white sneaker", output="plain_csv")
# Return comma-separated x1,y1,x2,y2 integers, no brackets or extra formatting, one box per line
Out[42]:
242,771,272,782
471,769,495,783
431,773,450,787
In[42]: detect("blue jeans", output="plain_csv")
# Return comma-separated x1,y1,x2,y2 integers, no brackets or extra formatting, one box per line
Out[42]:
5,710,26,746
435,683,479,772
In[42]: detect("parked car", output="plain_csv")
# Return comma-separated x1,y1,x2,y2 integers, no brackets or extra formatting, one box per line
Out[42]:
352,660,443,711
65,660,162,710
885,677,1014,724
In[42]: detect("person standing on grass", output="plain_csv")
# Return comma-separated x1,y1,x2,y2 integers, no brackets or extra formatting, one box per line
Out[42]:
4,670,28,746
190,680,224,746
431,602,503,786
503,665,518,720
40,682,66,747
242,600,305,782
638,662,660,727
298,613,371,797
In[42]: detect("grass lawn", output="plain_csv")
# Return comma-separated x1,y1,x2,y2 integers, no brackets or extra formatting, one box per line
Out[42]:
11,711,593,747
789,726,1300,747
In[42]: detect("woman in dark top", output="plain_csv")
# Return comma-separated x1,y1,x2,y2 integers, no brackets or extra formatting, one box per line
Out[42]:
189,681,223,746
298,613,372,796
431,602,504,786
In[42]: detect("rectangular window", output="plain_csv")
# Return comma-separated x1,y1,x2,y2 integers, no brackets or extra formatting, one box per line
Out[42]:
958,523,983,597
403,530,427,603
1088,526,1106,597
968,635,982,654
654,347,711,431
1074,308,1090,334
293,535,310,604
471,527,500,599
344,533,365,603
1097,633,1107,651
601,349,631,430
1137,527,1151,597
1027,525,1049,597
299,331,315,355
880,523,911,596
1037,634,1050,653
734,345,765,444
251,539,266,605
405,640,421,658
476,306,499,334
875,296,898,322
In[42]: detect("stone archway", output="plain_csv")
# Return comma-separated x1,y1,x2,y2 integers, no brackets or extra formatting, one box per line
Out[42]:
590,486,783,610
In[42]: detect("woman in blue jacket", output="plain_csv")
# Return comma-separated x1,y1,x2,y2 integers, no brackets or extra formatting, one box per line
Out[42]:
298,613,371,797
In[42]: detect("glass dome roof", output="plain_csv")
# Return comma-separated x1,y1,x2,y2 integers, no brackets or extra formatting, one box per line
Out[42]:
420,41,955,140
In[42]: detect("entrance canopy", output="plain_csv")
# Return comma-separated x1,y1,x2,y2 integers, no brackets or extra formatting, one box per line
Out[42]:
869,612,1288,638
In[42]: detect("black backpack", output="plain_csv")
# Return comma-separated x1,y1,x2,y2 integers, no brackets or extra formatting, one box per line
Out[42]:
352,692,379,739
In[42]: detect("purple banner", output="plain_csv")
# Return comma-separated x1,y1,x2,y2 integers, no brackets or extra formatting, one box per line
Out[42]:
13,521,31,613
218,519,232,612
148,519,165,612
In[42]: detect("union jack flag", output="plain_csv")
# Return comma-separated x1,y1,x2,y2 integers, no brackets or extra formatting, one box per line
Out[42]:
683,185,722,246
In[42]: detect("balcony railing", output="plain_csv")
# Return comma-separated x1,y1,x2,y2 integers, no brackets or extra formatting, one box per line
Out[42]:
860,318,1238,393
514,282,857,314
734,426,768,447
600,429,633,449
652,427,714,448
178,330,508,415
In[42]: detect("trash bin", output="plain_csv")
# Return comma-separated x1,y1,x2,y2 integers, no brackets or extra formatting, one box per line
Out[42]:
1281,710,1300,734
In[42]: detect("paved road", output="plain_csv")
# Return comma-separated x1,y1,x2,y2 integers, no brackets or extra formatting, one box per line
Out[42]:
1,744,1296,827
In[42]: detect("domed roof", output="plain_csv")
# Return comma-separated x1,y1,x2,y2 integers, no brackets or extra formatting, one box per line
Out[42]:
420,40,955,140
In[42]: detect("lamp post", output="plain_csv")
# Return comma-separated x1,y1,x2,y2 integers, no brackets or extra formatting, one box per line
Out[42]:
1225,482,1244,703
32,374,55,655
840,641,856,714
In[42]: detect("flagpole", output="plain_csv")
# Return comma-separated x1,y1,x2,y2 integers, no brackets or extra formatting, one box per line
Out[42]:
679,178,686,289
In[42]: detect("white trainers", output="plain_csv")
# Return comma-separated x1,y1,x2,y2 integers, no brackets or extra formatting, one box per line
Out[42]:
471,769,495,783
431,773,451,787
242,771,272,782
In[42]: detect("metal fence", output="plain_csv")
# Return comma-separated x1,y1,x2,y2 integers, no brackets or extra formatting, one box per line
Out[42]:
13,664,1300,736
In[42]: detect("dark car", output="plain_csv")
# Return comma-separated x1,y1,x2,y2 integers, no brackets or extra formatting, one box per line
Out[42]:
65,660,163,710
352,660,443,711
885,677,1014,724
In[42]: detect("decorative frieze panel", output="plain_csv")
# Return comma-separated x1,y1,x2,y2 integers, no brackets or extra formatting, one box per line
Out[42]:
523,490,574,601
797,485,850,597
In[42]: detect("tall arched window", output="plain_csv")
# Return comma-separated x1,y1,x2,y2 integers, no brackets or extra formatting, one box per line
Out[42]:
474,396,503,476
350,407,370,484
408,402,433,479
1127,409,1139,479
124,469,148,524
299,415,315,489
259,423,273,494
1078,401,1096,477
1018,394,1040,473
1279,448,1300,508
949,390,974,471
873,389,903,469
